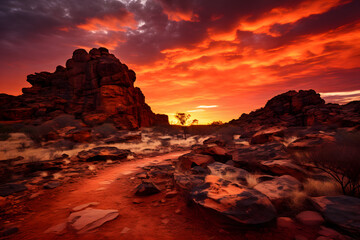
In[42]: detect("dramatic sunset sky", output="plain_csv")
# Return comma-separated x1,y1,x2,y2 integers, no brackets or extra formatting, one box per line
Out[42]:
0,0,360,124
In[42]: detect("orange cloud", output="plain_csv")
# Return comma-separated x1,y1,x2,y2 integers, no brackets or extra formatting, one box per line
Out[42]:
77,14,137,32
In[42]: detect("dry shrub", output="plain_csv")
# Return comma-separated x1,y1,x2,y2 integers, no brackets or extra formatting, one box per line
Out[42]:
93,123,118,138
214,125,243,145
21,114,82,144
289,190,308,210
293,135,360,196
303,178,342,197
245,174,258,188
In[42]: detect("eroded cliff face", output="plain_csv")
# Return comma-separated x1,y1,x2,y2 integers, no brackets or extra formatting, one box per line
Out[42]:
0,47,168,129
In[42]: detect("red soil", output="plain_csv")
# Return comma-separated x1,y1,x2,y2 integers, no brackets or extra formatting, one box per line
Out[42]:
5,152,319,240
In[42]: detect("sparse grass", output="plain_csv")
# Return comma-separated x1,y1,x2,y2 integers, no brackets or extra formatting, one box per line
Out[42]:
303,178,342,197
293,131,360,197
288,190,308,210
245,174,258,188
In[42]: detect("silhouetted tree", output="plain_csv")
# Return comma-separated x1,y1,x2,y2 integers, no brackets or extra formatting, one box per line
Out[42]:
191,119,199,125
175,113,191,139
210,120,223,125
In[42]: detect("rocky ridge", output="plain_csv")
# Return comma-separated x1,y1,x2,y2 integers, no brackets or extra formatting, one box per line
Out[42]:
0,47,168,129
230,90,360,130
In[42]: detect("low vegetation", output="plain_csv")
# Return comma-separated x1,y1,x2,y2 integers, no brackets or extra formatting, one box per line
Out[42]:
293,131,360,197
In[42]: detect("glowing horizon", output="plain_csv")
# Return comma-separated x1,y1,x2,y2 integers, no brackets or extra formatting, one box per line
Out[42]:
1,0,360,124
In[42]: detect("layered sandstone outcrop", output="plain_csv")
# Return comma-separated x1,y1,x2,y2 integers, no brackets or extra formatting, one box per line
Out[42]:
0,48,168,129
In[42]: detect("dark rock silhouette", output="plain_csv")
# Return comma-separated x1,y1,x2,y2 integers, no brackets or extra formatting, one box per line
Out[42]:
230,90,360,128
0,48,168,129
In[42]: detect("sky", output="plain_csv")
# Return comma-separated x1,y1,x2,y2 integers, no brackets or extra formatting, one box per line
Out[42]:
0,0,359,124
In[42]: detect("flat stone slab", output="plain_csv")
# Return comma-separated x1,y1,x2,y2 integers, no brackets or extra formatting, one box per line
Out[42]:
191,175,277,225
254,175,302,204
68,208,119,233
207,162,249,183
72,202,100,212
311,195,360,234
77,147,130,161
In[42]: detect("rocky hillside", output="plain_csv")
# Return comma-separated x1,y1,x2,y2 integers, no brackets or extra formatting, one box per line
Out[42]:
230,90,360,129
0,47,168,129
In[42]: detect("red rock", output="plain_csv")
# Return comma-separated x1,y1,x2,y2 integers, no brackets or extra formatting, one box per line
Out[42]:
0,48,169,129
177,153,214,171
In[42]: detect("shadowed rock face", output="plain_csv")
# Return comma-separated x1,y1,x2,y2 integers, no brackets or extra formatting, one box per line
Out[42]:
0,48,168,129
230,90,360,129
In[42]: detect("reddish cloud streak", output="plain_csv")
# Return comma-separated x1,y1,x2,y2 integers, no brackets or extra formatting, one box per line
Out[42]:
0,0,359,124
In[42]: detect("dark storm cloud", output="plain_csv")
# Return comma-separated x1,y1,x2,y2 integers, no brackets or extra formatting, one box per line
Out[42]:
237,0,360,50
113,0,310,63
0,0,129,49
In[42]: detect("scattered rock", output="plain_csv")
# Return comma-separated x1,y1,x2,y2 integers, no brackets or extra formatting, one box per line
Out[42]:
192,145,232,163
177,153,214,171
165,191,178,198
318,226,347,240
311,195,360,234
121,227,131,234
277,217,296,229
77,147,131,161
29,191,43,199
0,183,27,197
68,208,119,233
260,159,306,180
161,219,170,225
43,181,61,189
203,137,226,147
72,202,100,212
44,222,67,235
250,127,285,145
134,181,161,196
296,211,324,226
173,172,205,193
191,175,277,225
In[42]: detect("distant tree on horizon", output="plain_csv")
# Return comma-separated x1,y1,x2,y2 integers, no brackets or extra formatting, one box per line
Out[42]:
191,119,199,125
175,112,191,139
210,120,223,125
175,112,191,126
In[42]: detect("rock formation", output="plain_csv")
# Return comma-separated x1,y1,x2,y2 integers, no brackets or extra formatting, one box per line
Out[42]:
0,47,168,129
230,90,360,129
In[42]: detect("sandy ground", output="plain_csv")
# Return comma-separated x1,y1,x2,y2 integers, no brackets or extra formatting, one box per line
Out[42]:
4,151,319,240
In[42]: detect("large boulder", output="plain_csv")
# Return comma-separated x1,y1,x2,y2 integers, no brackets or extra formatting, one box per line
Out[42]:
250,127,285,145
191,175,277,225
311,195,360,235
192,145,232,163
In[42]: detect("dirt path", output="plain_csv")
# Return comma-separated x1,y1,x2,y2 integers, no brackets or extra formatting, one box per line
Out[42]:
6,152,221,240
5,151,315,240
